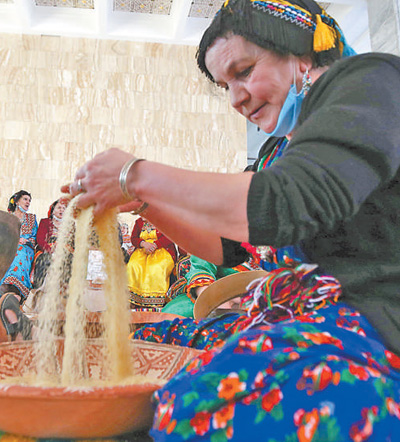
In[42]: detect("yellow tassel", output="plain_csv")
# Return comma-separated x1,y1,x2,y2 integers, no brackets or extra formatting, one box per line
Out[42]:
313,14,337,53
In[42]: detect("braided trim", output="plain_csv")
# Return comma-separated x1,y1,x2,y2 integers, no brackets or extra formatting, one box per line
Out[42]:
250,1,315,33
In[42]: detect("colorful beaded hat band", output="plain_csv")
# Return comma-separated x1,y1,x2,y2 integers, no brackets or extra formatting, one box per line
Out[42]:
221,0,340,54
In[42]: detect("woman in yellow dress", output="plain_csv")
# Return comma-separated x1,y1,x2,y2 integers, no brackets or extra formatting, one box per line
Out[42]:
127,217,177,311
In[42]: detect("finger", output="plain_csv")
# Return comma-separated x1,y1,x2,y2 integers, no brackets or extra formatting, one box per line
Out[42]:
118,202,143,213
76,192,96,210
61,183,72,194
67,178,88,197
74,165,87,181
92,200,109,219
65,181,78,196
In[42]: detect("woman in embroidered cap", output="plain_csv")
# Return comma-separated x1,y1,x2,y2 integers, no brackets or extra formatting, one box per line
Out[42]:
65,0,400,439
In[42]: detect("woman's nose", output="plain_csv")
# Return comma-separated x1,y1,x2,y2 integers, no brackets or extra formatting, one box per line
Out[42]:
229,83,249,111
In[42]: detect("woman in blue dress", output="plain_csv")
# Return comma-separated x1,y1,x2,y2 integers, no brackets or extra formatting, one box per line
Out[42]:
0,190,38,302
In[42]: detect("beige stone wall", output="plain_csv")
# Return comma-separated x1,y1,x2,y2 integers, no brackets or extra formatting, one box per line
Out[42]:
0,34,247,227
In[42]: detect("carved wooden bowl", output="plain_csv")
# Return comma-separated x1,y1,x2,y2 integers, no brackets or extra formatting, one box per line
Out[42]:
0,339,202,438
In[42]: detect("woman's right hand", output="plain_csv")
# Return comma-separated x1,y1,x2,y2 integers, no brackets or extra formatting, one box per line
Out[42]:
61,148,144,217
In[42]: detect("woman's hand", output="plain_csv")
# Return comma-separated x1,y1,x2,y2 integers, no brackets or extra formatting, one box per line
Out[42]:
19,238,28,245
61,148,142,217
141,241,157,254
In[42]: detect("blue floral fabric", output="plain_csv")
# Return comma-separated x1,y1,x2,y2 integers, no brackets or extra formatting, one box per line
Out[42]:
0,213,37,299
133,303,400,441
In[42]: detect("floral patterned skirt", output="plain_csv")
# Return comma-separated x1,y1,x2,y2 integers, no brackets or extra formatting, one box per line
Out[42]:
134,303,400,442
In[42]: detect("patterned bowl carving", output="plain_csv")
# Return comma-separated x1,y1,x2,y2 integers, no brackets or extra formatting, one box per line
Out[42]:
0,339,202,438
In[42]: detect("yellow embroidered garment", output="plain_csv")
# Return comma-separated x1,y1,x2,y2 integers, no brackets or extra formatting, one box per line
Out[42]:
127,227,174,307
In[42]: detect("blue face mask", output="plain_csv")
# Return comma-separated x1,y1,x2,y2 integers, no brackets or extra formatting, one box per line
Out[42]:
18,204,27,213
264,69,309,138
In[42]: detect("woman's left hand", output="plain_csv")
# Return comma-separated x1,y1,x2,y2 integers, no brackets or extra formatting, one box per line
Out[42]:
61,148,143,217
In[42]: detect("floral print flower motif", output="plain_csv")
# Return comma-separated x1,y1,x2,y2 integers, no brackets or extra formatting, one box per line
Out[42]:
319,401,335,417
349,362,370,381
336,317,366,337
282,347,301,361
296,362,340,395
294,408,320,442
296,313,325,324
338,306,360,317
235,335,273,354
362,352,390,375
141,326,157,339
241,390,261,405
301,331,344,350
386,397,400,420
349,406,378,442
154,392,176,432
185,350,215,374
385,350,400,371
261,386,283,412
190,410,212,436
212,403,235,430
217,372,246,401
253,370,266,389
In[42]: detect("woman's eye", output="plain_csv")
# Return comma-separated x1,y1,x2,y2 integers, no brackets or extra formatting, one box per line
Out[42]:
238,67,252,78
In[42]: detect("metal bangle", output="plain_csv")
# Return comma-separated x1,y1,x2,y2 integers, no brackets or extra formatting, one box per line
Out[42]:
130,202,149,215
119,158,145,201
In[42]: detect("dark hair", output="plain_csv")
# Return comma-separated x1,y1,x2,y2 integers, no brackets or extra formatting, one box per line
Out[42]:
48,200,58,219
196,0,342,82
48,197,69,219
8,190,32,213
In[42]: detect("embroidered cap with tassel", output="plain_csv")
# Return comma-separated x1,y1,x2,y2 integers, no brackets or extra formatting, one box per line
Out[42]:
313,13,338,53
197,0,355,81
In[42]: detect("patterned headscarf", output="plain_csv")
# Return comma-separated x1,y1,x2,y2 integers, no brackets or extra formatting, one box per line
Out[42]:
197,0,356,81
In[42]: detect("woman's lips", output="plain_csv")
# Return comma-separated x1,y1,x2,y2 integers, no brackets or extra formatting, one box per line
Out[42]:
250,104,265,121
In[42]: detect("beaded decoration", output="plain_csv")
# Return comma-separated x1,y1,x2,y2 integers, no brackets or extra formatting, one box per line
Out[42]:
221,0,341,54
250,0,315,33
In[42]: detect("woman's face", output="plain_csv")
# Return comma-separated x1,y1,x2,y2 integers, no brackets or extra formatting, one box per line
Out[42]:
121,224,128,235
53,201,66,219
205,35,303,133
17,194,31,211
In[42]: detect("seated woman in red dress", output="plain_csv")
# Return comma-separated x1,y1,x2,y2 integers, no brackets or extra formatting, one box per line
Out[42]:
31,197,69,289
127,217,177,311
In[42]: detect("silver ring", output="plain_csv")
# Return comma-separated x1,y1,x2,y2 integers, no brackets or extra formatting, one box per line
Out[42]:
77,178,83,193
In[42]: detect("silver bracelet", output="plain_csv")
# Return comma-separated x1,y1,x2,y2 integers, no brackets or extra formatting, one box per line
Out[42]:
130,202,149,215
119,158,145,200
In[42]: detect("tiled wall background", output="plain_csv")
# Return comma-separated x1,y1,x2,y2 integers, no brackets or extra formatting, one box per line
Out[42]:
0,34,247,226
